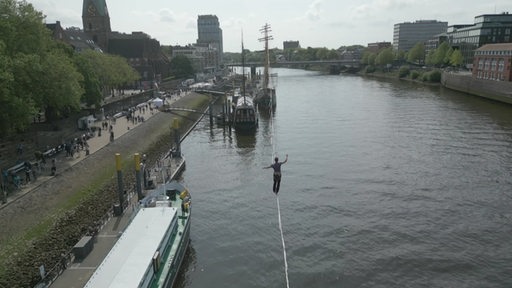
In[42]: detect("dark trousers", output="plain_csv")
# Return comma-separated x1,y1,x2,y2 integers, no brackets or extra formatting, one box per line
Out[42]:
273,173,282,194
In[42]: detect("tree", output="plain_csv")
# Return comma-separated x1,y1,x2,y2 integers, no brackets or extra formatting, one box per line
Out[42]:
78,50,139,98
0,43,29,134
444,47,454,65
396,50,407,65
450,49,464,67
306,47,317,61
376,47,394,67
35,50,84,120
315,47,330,60
327,49,339,60
425,50,435,66
433,42,450,67
368,53,377,66
75,52,102,108
360,51,369,65
0,0,85,126
170,55,195,79
0,0,51,57
407,43,425,65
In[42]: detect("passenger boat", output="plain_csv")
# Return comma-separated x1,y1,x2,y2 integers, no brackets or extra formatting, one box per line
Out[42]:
254,23,277,111
84,180,191,288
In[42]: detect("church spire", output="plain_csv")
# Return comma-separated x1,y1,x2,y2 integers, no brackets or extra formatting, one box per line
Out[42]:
82,0,110,18
82,0,111,51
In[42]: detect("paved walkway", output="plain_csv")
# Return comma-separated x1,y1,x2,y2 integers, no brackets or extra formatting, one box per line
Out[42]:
50,196,137,288
49,156,185,288
0,93,182,210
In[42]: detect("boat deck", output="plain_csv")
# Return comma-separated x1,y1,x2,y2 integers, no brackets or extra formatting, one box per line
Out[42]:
84,207,178,288
49,157,185,288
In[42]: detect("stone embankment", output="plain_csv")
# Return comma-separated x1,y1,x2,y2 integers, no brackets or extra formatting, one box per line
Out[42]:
359,69,512,105
441,72,512,105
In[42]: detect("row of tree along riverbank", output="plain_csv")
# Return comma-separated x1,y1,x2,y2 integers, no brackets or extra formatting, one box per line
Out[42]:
353,67,512,106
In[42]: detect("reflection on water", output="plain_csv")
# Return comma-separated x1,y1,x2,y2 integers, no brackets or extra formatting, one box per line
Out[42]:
234,131,256,149
174,244,196,288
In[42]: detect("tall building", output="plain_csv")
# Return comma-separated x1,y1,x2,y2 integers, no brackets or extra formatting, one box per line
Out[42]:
447,12,512,67
82,0,111,51
283,41,300,50
171,44,218,74
393,20,448,52
197,15,223,66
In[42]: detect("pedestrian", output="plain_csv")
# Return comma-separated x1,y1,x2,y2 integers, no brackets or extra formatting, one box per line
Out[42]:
263,154,288,194
60,253,67,269
16,143,23,155
51,158,56,176
24,162,32,184
12,172,21,189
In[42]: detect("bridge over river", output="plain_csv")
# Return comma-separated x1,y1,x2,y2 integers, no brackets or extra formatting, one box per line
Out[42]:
225,59,360,69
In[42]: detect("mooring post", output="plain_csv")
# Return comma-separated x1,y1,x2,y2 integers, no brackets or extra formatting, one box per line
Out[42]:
134,153,143,201
227,99,232,128
209,102,213,126
115,153,124,215
223,93,226,116
172,118,181,157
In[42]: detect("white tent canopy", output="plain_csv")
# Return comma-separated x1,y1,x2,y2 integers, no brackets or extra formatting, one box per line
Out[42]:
151,97,164,108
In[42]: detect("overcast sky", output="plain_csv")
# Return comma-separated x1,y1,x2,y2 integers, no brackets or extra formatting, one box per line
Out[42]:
29,0,512,52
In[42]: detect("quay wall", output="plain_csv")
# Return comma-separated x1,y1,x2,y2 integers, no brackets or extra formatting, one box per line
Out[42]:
441,72,512,105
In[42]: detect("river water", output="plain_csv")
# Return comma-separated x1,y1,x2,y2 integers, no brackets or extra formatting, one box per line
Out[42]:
177,69,512,287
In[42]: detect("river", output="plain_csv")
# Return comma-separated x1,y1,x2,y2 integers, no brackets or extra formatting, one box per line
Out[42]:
176,69,512,287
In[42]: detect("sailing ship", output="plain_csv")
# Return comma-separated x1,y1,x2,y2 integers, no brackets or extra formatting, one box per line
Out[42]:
254,23,277,111
84,156,191,288
232,39,258,132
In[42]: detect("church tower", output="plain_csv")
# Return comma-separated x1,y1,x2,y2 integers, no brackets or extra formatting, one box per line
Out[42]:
82,0,111,51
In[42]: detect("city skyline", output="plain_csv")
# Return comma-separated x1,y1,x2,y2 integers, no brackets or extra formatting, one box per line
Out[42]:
30,0,512,52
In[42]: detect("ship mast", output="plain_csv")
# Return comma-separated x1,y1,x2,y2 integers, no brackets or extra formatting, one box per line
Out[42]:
241,33,247,105
259,23,273,89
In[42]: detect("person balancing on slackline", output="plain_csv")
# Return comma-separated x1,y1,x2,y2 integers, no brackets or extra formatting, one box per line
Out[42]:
264,154,288,194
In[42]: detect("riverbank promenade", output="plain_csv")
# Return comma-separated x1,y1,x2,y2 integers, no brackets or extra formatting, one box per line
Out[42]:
0,92,183,210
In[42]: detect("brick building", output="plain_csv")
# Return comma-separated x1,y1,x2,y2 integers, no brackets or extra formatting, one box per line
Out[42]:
367,42,391,54
473,43,512,82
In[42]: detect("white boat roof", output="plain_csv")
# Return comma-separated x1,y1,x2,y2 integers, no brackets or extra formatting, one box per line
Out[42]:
236,96,254,107
84,207,177,288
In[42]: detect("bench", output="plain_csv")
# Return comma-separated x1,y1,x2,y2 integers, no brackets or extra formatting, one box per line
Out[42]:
42,148,56,158
6,162,25,175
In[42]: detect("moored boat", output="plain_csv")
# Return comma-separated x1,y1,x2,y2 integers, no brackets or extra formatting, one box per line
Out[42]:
84,180,191,288
232,38,258,133
232,95,257,132
254,23,277,111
